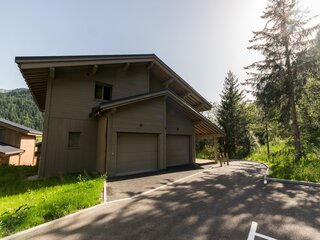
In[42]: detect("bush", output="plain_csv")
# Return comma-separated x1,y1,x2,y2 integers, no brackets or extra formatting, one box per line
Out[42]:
196,145,214,160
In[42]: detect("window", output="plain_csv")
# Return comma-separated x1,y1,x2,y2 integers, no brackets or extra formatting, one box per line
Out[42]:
95,83,112,100
68,132,81,148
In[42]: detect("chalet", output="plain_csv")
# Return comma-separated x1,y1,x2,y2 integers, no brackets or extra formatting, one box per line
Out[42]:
0,118,42,165
16,54,223,178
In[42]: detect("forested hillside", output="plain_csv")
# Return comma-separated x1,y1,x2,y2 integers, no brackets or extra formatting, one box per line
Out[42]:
0,88,43,131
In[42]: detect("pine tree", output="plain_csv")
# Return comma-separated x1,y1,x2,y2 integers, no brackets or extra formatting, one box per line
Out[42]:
245,0,319,162
217,71,250,158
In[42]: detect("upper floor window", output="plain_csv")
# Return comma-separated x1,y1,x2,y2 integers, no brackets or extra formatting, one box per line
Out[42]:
95,82,112,101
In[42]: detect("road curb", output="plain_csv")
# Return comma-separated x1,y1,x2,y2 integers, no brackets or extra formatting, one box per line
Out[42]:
251,160,320,188
265,177,320,187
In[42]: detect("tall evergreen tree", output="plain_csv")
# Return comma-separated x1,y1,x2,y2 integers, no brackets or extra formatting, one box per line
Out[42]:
217,71,250,158
245,0,319,162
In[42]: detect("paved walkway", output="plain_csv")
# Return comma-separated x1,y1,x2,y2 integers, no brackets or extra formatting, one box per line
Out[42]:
4,161,320,240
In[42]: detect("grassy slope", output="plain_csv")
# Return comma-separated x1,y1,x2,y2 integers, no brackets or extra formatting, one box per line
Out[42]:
247,143,320,183
0,166,104,237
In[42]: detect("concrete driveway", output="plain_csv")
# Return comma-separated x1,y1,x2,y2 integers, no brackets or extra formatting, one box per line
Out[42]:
4,161,320,240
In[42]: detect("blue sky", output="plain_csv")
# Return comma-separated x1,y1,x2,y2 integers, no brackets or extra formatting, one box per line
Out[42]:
0,0,319,102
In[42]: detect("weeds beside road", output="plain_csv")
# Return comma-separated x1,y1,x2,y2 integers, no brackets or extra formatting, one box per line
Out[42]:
247,143,320,183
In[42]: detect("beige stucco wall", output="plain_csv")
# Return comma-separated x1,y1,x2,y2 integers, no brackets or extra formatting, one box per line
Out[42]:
19,135,36,165
0,128,37,166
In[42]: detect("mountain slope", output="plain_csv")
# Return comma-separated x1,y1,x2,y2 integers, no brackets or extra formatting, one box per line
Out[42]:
0,88,43,131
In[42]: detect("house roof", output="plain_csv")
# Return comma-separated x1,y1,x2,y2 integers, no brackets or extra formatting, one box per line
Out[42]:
90,90,224,136
0,118,42,136
15,54,212,112
0,143,24,156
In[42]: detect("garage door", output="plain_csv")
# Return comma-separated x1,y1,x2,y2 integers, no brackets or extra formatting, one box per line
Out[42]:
166,135,190,167
116,133,158,176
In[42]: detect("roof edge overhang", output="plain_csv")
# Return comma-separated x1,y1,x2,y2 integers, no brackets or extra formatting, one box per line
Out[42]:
90,90,224,136
0,144,25,156
0,122,43,136
15,54,212,112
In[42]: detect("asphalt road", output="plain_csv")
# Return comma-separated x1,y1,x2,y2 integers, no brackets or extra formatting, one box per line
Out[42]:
4,161,320,240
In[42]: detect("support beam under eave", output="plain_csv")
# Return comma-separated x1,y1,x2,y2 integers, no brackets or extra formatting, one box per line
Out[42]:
213,135,219,165
182,91,192,100
49,67,55,79
123,63,130,72
146,61,154,70
163,77,174,88
91,65,98,75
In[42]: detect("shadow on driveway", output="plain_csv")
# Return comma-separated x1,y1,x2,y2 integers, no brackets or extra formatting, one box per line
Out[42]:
8,161,320,240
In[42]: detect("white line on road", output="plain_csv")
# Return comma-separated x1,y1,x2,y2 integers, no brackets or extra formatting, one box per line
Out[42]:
247,221,278,240
247,221,258,240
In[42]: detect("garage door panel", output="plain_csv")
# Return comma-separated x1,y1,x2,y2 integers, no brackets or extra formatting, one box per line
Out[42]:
117,133,158,175
166,135,190,167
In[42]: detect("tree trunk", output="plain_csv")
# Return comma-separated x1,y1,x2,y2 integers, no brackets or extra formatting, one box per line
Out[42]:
285,43,302,162
288,84,302,162
282,10,302,162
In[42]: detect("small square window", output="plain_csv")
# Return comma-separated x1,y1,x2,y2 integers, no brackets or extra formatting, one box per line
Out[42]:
95,83,112,101
68,132,81,148
103,86,112,100
95,84,103,99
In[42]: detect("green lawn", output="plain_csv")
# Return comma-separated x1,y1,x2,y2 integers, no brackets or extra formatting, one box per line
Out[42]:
0,165,104,237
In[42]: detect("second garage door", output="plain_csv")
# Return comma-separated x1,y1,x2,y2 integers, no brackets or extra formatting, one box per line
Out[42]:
166,135,190,167
116,133,158,176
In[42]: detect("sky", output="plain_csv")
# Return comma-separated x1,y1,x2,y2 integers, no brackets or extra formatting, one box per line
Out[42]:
0,0,319,103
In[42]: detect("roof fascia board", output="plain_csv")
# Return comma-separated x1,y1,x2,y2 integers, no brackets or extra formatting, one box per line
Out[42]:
17,58,154,70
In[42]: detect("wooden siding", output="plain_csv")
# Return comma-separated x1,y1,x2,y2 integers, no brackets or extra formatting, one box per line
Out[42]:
96,117,107,173
106,97,165,176
39,65,150,177
43,118,97,176
149,71,165,92
166,101,194,135
94,65,149,100
39,69,98,177
50,70,96,120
